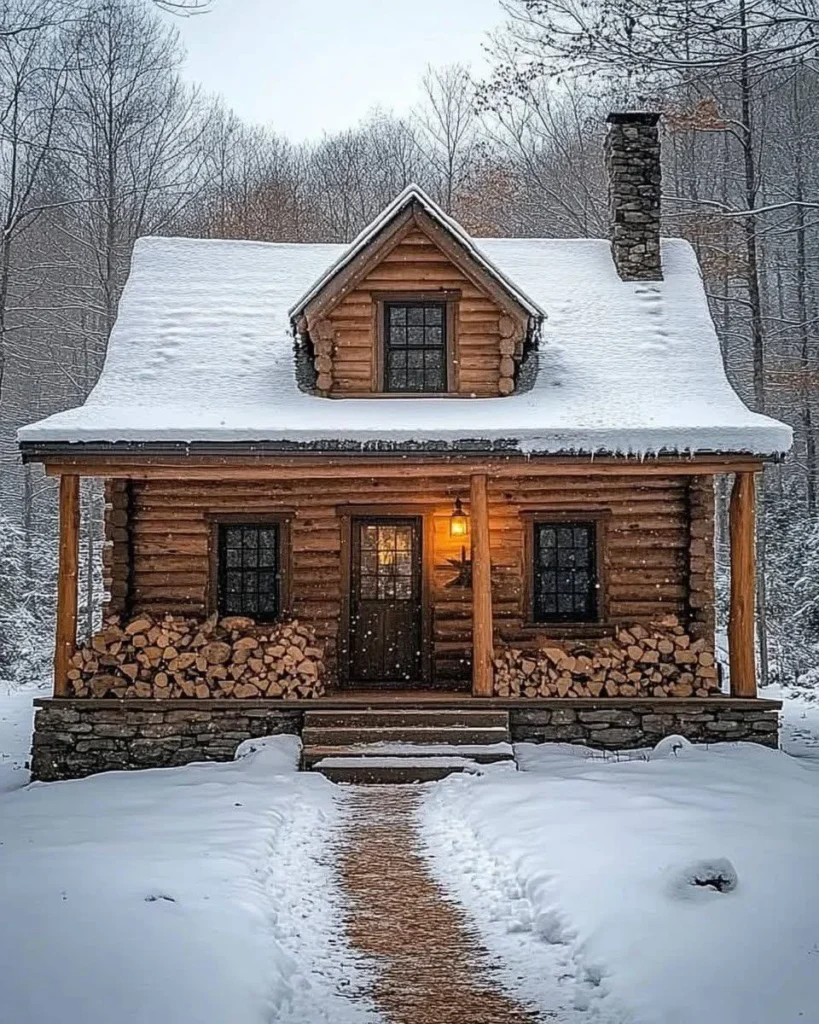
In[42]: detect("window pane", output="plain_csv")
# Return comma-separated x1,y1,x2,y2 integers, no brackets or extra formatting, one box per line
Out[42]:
390,306,406,325
425,305,443,325
407,306,424,325
533,522,597,622
425,350,442,371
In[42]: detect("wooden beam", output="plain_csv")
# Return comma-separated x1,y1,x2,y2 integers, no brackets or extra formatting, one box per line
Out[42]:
42,456,765,481
729,471,757,697
54,474,80,697
471,473,494,696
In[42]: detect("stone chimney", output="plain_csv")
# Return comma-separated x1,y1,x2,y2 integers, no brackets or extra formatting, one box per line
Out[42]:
604,112,662,280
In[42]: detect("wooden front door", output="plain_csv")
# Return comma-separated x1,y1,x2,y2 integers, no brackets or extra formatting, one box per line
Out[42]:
349,517,423,684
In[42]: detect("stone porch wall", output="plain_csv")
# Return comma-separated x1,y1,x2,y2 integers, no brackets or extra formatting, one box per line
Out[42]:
509,699,781,749
30,697,781,781
31,700,303,781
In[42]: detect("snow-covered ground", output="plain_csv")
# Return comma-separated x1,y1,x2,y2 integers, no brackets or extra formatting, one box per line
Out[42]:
2,681,819,1024
0,683,379,1024
421,707,819,1024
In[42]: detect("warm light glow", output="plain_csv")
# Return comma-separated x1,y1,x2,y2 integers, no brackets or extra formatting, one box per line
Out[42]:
450,497,469,538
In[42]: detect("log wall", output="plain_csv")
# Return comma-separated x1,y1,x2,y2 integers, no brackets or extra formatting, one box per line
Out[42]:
103,471,715,687
325,228,510,396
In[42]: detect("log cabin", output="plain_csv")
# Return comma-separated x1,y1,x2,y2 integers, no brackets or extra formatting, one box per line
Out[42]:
19,113,792,782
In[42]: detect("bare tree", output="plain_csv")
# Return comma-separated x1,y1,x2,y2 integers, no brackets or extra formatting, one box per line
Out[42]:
415,64,478,215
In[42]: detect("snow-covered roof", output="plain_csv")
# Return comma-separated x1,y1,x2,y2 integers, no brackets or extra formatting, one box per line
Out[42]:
289,184,545,321
18,231,791,458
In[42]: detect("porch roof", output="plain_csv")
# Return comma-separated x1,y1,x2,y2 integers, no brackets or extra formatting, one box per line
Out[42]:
18,229,791,459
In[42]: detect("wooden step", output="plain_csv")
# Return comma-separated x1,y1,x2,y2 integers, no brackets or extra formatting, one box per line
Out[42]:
303,708,509,729
301,741,514,768
302,725,510,747
302,706,514,784
311,755,485,785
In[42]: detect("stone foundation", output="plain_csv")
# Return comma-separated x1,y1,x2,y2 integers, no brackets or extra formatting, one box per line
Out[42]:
30,696,781,781
509,699,781,749
31,699,303,781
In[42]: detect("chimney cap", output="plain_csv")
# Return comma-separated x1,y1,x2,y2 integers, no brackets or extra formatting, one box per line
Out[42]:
607,111,660,126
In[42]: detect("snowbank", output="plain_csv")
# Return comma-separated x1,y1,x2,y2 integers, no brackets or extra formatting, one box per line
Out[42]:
0,678,48,793
421,741,819,1024
0,734,379,1024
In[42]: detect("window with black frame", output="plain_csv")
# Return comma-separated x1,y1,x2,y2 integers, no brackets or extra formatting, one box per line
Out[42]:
533,522,598,622
217,523,281,621
384,301,447,392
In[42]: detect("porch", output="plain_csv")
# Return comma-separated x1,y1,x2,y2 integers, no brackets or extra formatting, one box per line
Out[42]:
48,456,761,699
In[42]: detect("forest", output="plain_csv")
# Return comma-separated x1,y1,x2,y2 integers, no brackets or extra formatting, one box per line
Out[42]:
2,0,819,693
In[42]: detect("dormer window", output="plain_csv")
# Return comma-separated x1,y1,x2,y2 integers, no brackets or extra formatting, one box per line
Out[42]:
384,301,447,393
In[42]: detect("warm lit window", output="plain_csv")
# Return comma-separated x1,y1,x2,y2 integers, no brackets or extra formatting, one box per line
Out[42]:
217,523,281,621
384,301,447,392
532,522,598,622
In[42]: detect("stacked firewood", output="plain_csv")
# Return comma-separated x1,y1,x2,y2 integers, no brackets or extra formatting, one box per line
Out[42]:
494,616,720,698
68,613,327,699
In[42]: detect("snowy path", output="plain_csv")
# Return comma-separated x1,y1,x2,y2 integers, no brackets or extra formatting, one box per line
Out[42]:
338,786,547,1024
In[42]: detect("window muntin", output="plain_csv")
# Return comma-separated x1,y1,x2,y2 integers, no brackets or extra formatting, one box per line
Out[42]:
384,301,446,392
218,523,280,621
533,522,598,622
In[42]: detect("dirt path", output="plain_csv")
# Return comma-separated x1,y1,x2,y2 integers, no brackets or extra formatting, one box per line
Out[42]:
338,786,550,1024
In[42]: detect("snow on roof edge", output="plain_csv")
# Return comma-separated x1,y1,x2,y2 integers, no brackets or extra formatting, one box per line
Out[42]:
287,183,546,321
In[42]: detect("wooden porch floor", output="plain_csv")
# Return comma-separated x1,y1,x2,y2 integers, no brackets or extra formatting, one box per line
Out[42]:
35,693,782,711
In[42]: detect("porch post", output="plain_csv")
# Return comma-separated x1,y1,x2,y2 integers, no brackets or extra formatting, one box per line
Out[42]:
728,471,757,697
470,473,494,696
54,474,80,697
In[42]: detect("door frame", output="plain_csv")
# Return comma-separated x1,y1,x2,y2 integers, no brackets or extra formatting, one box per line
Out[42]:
339,505,433,687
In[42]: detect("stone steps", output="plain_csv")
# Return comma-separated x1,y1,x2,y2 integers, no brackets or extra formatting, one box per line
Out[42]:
303,707,514,784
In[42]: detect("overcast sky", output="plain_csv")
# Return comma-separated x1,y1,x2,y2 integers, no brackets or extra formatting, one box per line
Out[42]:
168,0,505,141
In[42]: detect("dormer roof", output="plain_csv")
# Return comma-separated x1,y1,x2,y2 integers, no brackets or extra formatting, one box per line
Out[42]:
289,184,544,326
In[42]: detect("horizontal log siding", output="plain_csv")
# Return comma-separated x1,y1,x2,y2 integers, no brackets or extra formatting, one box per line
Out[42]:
327,228,505,396
109,472,715,685
102,479,131,618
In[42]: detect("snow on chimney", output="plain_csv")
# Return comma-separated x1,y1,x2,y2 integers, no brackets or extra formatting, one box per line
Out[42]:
605,112,662,281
